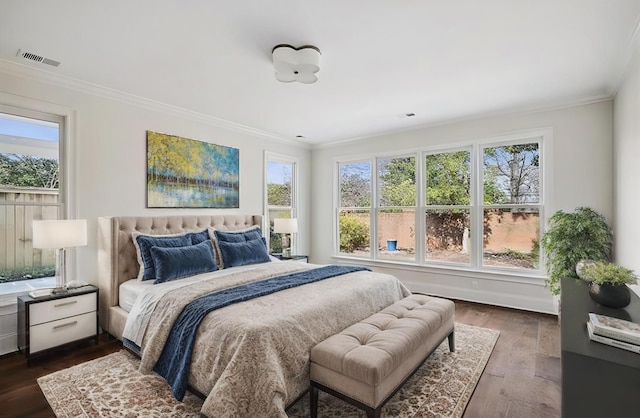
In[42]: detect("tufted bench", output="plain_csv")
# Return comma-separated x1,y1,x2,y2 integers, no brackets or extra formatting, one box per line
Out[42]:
309,293,455,418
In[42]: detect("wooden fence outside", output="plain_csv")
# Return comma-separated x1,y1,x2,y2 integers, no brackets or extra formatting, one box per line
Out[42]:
0,188,60,271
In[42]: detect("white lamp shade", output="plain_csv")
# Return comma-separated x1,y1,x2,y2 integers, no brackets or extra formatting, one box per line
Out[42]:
273,218,298,234
33,219,88,249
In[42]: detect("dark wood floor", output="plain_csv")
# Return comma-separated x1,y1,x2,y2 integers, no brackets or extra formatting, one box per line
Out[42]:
0,300,561,418
457,301,561,418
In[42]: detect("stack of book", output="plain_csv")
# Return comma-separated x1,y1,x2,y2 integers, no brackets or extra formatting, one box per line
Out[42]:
586,313,640,354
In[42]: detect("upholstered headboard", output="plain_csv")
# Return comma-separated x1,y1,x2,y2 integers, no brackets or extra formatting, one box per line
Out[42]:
97,215,262,338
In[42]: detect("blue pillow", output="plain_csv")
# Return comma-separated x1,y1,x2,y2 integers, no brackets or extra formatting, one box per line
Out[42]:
217,237,271,268
134,234,191,281
187,229,210,245
150,240,218,284
214,227,262,243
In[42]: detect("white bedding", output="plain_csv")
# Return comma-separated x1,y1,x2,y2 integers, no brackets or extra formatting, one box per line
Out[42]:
119,256,283,312
119,279,152,312
122,261,284,347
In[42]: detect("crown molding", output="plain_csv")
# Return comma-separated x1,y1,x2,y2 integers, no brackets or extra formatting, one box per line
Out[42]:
0,59,311,148
608,14,640,96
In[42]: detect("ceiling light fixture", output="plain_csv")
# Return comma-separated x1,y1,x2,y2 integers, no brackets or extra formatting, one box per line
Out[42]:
272,44,321,84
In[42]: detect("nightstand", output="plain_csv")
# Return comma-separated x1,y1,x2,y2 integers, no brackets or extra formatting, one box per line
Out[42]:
272,254,308,263
18,285,99,364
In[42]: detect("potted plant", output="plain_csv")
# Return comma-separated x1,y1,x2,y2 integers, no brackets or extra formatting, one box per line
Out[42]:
581,262,638,308
541,207,612,296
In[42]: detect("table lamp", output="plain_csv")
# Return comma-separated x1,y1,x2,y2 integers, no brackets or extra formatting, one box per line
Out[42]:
33,219,87,294
273,218,298,257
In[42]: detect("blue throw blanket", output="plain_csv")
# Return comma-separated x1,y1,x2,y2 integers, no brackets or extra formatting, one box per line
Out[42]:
153,264,370,400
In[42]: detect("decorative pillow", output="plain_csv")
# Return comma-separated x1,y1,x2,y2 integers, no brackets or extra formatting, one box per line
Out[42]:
213,226,262,243
132,232,191,281
150,240,218,284
216,237,271,268
208,226,263,268
187,229,210,245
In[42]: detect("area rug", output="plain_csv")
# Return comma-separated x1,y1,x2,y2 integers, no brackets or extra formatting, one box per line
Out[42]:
38,322,498,418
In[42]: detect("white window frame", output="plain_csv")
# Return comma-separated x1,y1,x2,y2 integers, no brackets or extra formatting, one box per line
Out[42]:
422,146,473,266
264,151,299,253
0,94,77,287
333,128,552,278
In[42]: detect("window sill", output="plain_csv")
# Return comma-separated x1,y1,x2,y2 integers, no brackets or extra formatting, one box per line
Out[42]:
0,277,56,309
331,254,548,286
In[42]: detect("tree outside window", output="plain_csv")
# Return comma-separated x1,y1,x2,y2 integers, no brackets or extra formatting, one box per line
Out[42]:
482,143,541,269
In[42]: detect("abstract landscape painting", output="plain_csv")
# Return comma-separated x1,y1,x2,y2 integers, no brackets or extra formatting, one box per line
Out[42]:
146,131,239,208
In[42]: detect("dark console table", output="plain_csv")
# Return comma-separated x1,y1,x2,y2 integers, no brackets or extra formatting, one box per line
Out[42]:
561,277,640,417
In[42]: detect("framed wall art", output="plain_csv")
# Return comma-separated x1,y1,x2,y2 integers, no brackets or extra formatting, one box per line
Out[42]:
146,131,239,208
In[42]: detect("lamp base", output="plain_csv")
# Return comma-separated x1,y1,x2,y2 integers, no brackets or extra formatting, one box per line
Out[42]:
54,248,68,294
52,287,68,295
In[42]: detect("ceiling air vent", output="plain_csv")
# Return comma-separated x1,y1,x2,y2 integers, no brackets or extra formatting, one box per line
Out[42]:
16,49,60,67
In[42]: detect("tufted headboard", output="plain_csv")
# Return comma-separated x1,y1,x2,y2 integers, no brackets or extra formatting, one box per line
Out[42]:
97,215,262,339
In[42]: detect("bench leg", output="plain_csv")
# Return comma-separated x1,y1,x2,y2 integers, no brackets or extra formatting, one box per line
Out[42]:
310,385,319,418
448,331,455,352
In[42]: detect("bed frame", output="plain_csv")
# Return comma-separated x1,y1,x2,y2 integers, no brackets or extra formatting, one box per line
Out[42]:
97,215,262,339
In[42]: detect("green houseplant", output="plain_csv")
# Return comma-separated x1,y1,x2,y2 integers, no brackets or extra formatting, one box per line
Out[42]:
581,262,637,308
541,207,612,295
581,262,637,286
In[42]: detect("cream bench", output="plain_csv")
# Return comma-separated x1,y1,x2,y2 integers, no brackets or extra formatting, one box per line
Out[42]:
309,293,455,418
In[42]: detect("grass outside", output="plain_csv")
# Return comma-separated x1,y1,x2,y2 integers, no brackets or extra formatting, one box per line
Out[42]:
0,266,55,283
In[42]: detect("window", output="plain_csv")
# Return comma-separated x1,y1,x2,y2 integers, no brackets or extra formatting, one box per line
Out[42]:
0,105,64,283
335,131,547,275
481,142,541,269
338,160,372,257
265,153,297,253
424,149,471,264
377,155,416,261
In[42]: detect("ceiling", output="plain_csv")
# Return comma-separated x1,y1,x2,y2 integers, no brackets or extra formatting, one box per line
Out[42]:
1,1,640,146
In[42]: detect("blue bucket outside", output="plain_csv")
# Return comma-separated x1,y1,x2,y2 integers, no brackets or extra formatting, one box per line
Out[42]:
386,240,397,251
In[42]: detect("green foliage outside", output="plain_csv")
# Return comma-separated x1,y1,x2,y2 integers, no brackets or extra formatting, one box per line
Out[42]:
267,183,291,206
339,216,369,253
0,153,59,188
0,265,55,283
425,151,471,205
379,157,416,206
541,207,612,295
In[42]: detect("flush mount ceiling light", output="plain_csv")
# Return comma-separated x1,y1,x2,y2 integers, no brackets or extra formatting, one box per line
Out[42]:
272,44,321,84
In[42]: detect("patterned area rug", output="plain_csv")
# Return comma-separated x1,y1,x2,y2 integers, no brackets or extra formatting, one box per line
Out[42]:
38,322,498,418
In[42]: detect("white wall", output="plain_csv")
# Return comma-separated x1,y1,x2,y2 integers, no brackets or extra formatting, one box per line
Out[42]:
311,101,614,313
613,48,640,293
0,61,311,285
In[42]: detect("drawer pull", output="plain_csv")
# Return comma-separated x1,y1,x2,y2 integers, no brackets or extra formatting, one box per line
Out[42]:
54,300,78,308
53,320,78,330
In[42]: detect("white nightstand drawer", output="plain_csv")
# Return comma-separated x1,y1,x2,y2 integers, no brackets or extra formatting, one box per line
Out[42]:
30,311,97,353
30,293,96,325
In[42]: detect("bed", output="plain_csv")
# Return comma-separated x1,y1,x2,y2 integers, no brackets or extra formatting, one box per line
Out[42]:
97,215,410,417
